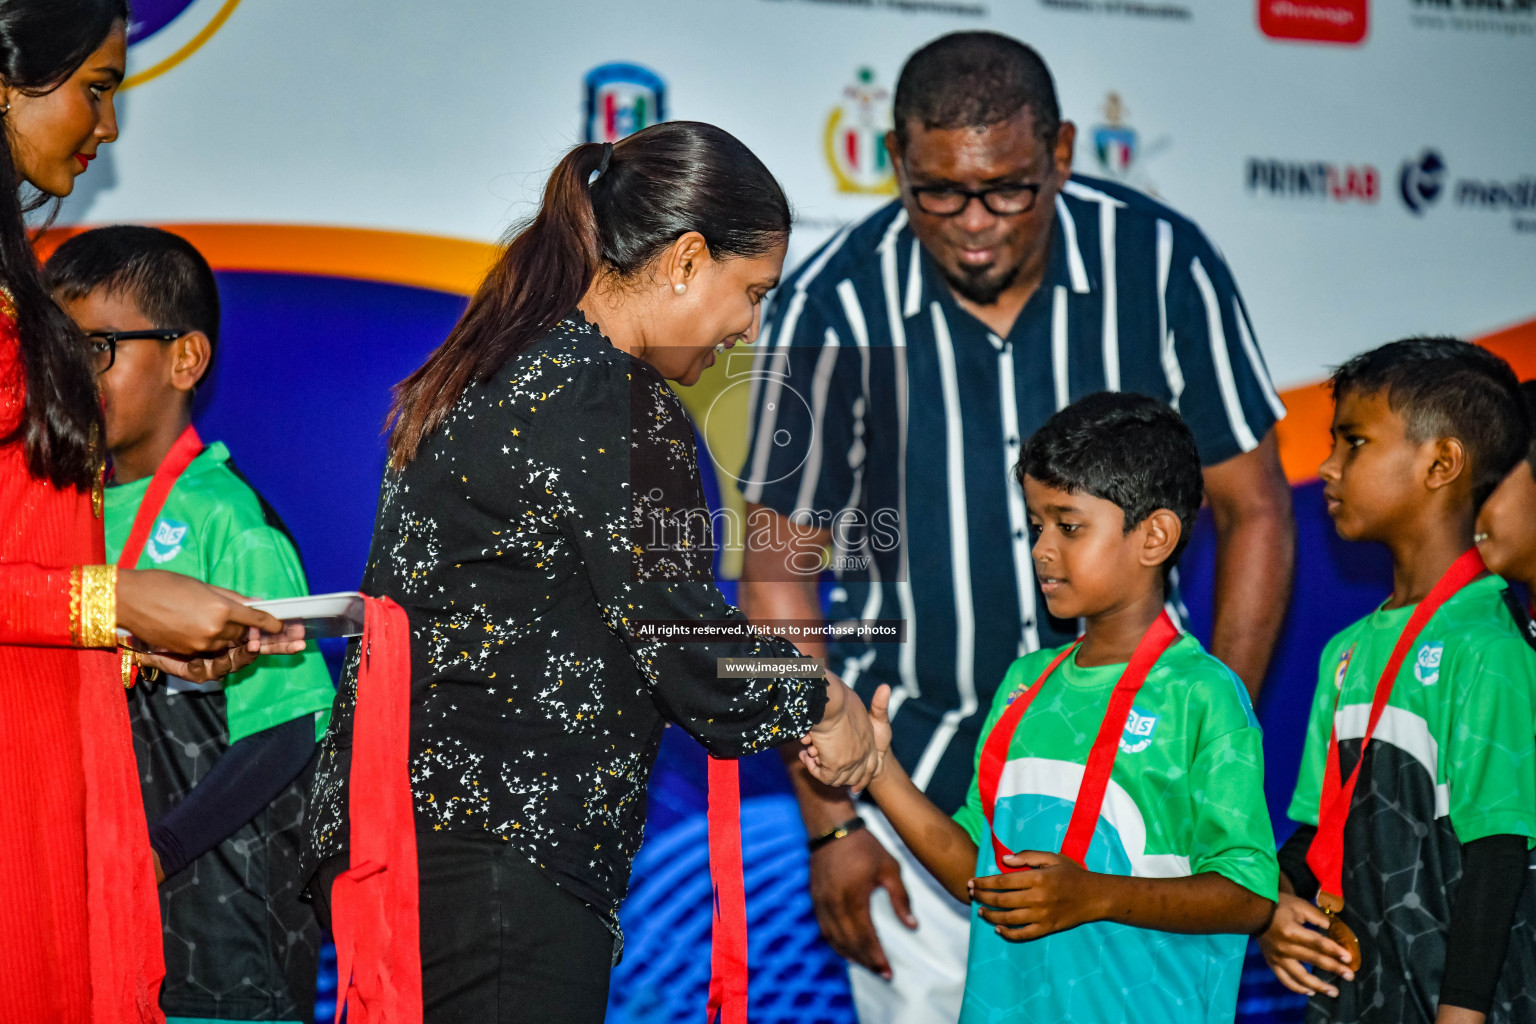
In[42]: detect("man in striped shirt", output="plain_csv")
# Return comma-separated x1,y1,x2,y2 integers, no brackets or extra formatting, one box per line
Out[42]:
738,32,1295,1023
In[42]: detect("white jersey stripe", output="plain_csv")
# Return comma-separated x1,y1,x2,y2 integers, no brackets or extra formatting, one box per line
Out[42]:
904,237,923,319
793,327,842,521
1334,703,1451,818
1052,285,1071,411
998,341,1040,658
912,301,976,791
1235,296,1287,421
878,211,921,706
1155,219,1185,410
743,225,853,502
995,758,1193,878
1055,195,1091,294
1099,201,1120,391
1191,256,1259,451
1062,179,1129,208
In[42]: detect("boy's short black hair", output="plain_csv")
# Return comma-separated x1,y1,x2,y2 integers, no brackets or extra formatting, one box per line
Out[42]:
893,32,1060,147
1016,391,1204,568
45,225,220,380
1329,337,1528,509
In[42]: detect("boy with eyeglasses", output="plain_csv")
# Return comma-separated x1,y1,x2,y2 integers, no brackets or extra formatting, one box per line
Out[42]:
46,225,335,1024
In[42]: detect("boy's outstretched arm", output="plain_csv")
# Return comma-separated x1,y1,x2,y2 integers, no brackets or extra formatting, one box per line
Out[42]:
840,685,979,903
972,851,1274,941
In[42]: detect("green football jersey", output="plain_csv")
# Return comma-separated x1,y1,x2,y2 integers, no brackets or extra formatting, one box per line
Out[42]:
1287,574,1536,1024
105,441,333,742
105,440,334,1021
952,632,1277,1024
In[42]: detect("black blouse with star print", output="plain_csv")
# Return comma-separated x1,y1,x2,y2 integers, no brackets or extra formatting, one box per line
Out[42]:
303,314,827,942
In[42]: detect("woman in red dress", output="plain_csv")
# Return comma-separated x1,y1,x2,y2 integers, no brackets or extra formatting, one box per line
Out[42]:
0,4,294,1020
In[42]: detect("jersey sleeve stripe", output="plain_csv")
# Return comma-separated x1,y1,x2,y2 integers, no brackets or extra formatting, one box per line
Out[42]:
1156,219,1186,409
1234,294,1288,421
1190,256,1260,452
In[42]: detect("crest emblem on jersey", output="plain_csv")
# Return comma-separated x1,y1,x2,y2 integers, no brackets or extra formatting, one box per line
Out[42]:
1119,708,1159,754
145,518,189,564
1414,642,1444,686
1334,644,1354,689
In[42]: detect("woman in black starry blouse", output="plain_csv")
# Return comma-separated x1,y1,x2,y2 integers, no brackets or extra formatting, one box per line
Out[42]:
302,122,881,1021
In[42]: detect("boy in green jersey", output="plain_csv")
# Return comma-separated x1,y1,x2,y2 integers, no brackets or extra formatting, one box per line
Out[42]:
46,227,336,1024
1259,339,1536,1024
1475,380,1536,650
819,392,1279,1024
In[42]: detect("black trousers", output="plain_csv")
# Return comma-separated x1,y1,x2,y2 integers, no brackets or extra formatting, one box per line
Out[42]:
313,831,614,1024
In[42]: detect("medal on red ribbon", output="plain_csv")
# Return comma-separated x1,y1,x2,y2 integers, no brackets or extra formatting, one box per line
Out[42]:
978,611,1182,871
115,424,205,686
1304,547,1487,975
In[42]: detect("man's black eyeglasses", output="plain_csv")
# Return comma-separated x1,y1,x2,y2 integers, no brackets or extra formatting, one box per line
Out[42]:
85,330,186,374
908,182,1045,217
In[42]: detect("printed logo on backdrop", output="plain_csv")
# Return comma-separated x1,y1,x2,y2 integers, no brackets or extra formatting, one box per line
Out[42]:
1258,0,1369,43
767,0,989,12
1246,157,1380,203
1409,0,1534,37
584,64,666,145
825,68,897,196
1399,149,1446,214
1399,149,1536,233
1120,708,1160,754
1088,93,1170,196
1038,0,1192,20
123,0,241,89
129,0,199,43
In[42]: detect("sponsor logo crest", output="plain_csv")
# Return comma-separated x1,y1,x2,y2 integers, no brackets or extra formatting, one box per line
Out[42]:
584,63,666,145
825,68,896,196
1120,707,1160,754
1334,644,1354,689
1414,642,1444,685
1400,148,1447,214
145,518,189,564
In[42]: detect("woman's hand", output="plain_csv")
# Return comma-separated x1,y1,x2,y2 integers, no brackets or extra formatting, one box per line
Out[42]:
798,673,881,792
117,570,291,656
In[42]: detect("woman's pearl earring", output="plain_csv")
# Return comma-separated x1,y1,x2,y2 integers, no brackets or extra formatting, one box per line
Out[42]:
673,283,687,295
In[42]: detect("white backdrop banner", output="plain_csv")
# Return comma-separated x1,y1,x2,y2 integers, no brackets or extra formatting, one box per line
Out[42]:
63,0,1536,389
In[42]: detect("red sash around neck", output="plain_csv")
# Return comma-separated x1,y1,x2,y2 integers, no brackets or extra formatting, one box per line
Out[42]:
979,611,1182,871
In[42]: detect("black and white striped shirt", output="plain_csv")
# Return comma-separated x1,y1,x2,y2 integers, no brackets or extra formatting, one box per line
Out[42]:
740,175,1286,813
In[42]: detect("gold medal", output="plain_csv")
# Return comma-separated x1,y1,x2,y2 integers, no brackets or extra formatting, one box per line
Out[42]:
1323,914,1361,974
1317,891,1361,976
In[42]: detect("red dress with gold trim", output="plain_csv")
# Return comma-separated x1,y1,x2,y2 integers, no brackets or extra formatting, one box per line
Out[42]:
0,295,164,1021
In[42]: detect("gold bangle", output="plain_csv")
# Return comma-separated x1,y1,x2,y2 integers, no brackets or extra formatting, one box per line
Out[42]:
121,648,138,688
72,565,117,649
69,567,82,646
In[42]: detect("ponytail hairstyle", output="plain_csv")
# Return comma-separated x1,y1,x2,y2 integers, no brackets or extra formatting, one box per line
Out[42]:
387,120,790,468
0,0,127,490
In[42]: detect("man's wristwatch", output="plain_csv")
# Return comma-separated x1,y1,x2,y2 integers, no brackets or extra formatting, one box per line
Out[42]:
807,815,866,853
